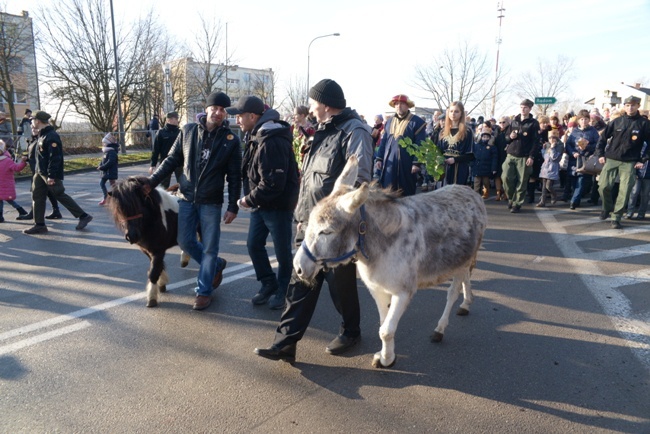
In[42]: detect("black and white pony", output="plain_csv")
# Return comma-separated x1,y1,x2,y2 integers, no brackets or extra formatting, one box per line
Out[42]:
294,156,488,368
108,176,179,307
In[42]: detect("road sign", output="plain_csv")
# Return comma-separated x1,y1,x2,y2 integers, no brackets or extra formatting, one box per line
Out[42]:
535,97,557,105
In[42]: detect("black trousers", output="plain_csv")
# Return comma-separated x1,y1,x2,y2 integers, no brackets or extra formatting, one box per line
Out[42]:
273,261,360,348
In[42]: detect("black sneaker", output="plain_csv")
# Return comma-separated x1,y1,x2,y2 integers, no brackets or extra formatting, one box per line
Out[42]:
611,220,622,229
251,284,277,305
76,214,93,230
23,224,48,235
510,205,521,213
45,209,62,219
268,292,286,310
326,335,360,355
599,210,610,220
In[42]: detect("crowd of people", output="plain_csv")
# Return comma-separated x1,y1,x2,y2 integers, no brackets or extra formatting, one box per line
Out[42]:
1,84,649,364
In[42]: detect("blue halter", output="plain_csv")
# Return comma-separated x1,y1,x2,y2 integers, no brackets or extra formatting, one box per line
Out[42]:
300,205,369,269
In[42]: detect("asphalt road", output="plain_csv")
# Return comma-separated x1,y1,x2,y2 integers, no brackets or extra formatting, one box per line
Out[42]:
1,165,649,433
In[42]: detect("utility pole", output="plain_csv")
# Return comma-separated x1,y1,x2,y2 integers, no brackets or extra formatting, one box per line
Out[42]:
491,2,505,118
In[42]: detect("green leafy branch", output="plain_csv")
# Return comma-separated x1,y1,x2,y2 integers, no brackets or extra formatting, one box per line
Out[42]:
399,137,446,181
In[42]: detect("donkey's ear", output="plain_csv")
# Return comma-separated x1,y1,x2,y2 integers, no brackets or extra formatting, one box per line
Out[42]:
339,182,369,213
333,155,359,192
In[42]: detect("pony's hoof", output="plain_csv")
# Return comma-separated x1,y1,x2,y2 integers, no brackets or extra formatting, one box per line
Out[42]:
371,353,396,369
146,299,158,308
159,285,167,293
430,331,444,343
456,307,469,316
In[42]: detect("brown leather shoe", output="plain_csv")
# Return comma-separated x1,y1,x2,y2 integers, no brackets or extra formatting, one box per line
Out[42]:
192,295,212,310
212,259,227,289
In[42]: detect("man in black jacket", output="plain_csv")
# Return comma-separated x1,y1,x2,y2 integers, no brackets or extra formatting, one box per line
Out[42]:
501,99,540,213
228,96,299,310
149,91,242,310
23,111,93,235
596,95,650,229
149,111,182,189
255,79,374,363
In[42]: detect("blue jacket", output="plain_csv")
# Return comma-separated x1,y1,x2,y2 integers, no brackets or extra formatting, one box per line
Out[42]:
471,139,498,177
565,126,599,176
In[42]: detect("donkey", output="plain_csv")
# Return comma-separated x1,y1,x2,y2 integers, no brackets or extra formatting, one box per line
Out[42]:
108,176,179,307
294,156,487,368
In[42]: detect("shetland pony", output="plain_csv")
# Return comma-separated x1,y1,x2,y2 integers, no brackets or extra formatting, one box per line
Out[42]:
108,176,179,307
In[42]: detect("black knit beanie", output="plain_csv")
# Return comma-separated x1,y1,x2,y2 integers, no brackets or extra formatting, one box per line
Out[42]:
206,91,231,108
309,79,346,109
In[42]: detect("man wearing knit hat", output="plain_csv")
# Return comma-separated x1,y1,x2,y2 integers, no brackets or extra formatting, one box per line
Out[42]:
255,78,374,363
23,110,94,235
149,91,242,310
375,94,427,196
595,95,650,229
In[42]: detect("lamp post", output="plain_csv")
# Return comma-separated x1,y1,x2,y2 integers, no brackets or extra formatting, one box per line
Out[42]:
306,33,340,102
109,0,125,154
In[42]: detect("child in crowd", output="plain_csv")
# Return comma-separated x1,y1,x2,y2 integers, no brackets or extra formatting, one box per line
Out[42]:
537,131,563,207
97,132,119,206
0,140,29,222
471,126,498,198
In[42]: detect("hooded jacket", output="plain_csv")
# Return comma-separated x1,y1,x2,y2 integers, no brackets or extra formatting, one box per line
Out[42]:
98,142,119,179
241,109,299,211
294,107,373,225
0,151,26,201
596,111,650,163
150,117,242,213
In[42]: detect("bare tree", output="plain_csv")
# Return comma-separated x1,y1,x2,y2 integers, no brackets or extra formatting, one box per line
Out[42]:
0,9,37,133
511,55,575,115
413,41,506,115
38,0,166,132
280,75,308,115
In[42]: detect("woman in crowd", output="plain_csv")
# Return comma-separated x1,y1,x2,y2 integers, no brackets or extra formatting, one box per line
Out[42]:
564,110,599,210
437,101,475,186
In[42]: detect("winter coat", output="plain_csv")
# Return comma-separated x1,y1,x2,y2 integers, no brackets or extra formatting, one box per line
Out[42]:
437,127,475,185
35,125,65,180
376,111,427,196
504,114,540,158
295,107,373,225
565,126,599,176
596,111,650,163
151,124,181,167
539,143,562,181
150,118,242,213
0,152,26,200
98,143,119,179
241,109,299,211
471,139,498,177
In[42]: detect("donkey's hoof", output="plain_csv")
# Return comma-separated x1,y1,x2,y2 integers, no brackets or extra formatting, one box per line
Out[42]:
430,331,444,343
146,299,158,308
456,307,469,316
159,285,167,293
371,353,396,369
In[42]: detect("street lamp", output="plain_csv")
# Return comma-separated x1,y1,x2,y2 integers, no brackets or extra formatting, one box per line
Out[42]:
306,33,340,101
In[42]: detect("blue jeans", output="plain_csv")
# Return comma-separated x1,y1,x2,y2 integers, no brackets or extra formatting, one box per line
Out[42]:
569,174,593,206
247,209,294,292
177,200,225,296
100,176,115,199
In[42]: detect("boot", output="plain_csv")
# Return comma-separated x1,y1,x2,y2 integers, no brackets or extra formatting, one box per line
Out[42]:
481,187,489,199
45,208,62,219
527,183,536,204
495,190,503,201
16,209,33,220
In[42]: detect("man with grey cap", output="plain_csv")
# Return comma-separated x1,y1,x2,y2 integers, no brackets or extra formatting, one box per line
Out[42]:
228,96,299,310
255,78,373,363
149,111,182,189
148,91,242,310
596,95,650,229
23,110,93,235
501,98,540,213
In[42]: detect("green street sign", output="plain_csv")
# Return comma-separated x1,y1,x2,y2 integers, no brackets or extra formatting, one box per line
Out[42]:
535,97,557,105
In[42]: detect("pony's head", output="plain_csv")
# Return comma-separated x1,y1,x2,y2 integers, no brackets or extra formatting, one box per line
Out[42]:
108,176,159,244
294,155,370,282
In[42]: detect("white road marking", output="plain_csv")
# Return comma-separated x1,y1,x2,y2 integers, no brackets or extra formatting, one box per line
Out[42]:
0,321,92,356
536,210,650,371
0,257,278,354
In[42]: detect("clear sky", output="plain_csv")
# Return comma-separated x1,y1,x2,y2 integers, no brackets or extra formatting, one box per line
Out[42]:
5,0,650,120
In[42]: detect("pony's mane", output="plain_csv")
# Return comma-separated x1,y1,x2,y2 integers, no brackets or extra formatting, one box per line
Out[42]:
366,181,401,204
108,176,162,225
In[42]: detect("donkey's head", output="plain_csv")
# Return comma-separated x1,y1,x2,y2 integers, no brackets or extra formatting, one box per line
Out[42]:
108,176,159,244
294,155,370,282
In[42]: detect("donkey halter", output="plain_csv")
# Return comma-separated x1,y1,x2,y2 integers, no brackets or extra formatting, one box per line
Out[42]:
120,184,154,224
300,204,370,269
